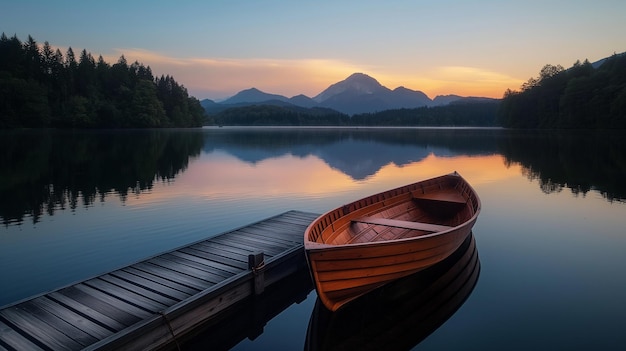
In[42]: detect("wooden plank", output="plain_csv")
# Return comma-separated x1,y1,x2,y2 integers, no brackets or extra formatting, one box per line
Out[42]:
59,286,141,327
278,210,319,223
226,229,293,250
98,274,180,306
191,239,257,259
209,235,285,255
237,227,304,246
412,189,466,203
132,262,212,291
189,245,246,269
211,229,288,249
84,279,168,313
229,228,298,247
232,227,300,246
0,210,319,351
111,270,192,301
122,266,201,296
275,210,319,224
47,292,126,332
20,299,101,346
72,284,152,319
0,307,84,350
222,237,289,256
352,217,453,232
254,219,309,232
180,246,249,271
29,297,113,340
167,250,237,277
0,319,46,351
251,222,309,240
149,256,229,284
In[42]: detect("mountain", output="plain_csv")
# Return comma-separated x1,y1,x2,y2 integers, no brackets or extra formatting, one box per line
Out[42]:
221,88,290,104
200,98,218,109
387,87,432,108
203,72,495,116
591,51,626,69
313,73,389,102
289,94,318,108
313,73,431,115
432,95,463,106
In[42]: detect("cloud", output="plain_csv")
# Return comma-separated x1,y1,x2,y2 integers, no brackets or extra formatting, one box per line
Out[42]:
437,66,521,84
99,49,520,100
378,66,523,99
104,49,364,100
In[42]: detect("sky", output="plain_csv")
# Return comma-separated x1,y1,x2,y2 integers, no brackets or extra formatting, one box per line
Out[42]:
2,0,625,101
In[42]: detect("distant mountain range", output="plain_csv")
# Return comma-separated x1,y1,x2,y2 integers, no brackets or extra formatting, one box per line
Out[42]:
201,73,499,115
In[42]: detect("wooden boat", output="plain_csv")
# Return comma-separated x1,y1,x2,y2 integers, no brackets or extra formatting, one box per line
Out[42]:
304,172,481,311
305,234,480,350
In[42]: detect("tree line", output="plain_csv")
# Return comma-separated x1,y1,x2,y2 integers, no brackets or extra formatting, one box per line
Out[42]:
212,101,499,126
213,104,350,126
0,33,206,128
350,102,498,126
497,53,626,129
1,129,205,225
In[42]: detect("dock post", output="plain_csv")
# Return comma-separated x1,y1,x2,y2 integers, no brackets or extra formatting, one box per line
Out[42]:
248,251,265,294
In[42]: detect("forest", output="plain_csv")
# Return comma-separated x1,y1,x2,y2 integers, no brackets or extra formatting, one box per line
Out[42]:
0,129,205,225
212,101,499,127
0,33,206,128
213,105,350,126
497,53,626,129
350,102,498,126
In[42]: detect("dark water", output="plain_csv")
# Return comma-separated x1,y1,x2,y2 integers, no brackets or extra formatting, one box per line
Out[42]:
1,127,625,350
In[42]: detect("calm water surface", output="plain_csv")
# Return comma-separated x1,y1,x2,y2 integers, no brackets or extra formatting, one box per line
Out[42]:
1,127,625,350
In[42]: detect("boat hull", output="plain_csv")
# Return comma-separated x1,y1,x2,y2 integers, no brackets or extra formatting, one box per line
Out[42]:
305,234,480,350
304,172,480,311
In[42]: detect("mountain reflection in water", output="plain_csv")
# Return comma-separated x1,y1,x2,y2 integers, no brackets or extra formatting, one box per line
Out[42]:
305,233,480,351
2,127,625,226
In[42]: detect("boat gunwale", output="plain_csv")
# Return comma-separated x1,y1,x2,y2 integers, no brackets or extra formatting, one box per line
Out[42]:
304,172,481,251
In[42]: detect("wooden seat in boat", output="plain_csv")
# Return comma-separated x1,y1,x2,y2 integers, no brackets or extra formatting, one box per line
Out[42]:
352,217,453,233
412,189,466,204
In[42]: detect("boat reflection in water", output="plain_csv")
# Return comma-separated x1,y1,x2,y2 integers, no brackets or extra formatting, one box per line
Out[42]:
178,269,313,351
305,233,480,351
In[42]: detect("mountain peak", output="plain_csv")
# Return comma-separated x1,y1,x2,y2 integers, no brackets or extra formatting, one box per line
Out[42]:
345,72,377,81
313,72,387,103
222,87,289,104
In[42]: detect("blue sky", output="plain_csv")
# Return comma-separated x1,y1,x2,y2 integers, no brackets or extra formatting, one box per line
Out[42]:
2,0,625,100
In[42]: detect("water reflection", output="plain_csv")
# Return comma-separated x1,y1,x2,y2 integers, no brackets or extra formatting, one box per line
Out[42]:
2,128,625,226
201,127,626,202
202,128,500,180
498,130,626,202
0,129,205,225
305,233,480,351
178,268,313,351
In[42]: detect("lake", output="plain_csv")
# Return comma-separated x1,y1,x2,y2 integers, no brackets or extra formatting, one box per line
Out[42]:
1,127,625,350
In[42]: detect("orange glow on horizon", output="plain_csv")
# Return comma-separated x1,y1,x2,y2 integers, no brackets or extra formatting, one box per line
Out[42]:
123,152,520,207
100,49,520,100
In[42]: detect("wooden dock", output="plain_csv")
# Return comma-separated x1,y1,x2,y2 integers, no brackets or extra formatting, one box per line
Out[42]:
0,210,319,351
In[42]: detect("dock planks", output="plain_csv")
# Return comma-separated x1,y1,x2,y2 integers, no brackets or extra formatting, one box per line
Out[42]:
0,210,319,351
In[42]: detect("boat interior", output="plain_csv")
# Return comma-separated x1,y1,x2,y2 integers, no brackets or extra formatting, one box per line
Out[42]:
307,175,479,246
334,193,471,245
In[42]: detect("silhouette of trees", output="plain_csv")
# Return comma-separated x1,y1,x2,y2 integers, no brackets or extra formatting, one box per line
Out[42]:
0,33,206,128
350,102,499,126
214,105,350,126
498,55,626,129
213,102,499,126
0,129,206,226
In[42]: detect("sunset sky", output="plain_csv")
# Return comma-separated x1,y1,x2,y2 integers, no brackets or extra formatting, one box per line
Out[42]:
3,0,625,101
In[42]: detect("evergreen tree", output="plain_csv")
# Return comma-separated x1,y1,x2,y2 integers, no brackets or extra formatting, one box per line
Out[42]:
0,33,206,128
498,55,626,129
